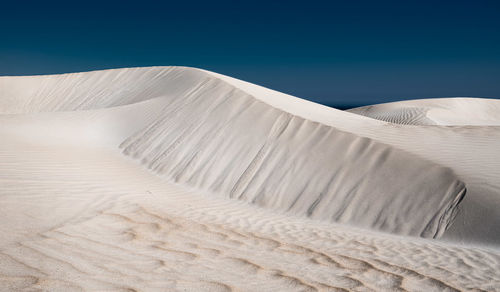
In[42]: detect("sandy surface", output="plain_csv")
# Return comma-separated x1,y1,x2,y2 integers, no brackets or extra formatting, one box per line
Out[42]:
0,67,499,291
348,98,500,126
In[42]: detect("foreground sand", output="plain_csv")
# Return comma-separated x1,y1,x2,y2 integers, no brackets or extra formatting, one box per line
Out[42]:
1,67,499,291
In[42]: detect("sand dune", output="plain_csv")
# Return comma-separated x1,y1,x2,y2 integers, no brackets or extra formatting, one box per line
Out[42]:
204,70,500,245
348,98,500,126
1,67,499,291
0,67,465,237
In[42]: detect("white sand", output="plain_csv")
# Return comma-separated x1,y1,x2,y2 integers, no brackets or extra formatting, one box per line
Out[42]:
348,98,500,126
0,67,499,291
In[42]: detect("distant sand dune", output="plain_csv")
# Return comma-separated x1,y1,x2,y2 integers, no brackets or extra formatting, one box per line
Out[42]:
348,98,500,126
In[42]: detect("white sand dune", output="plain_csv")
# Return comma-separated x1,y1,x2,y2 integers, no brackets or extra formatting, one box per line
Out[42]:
207,71,500,245
348,98,500,126
0,67,499,291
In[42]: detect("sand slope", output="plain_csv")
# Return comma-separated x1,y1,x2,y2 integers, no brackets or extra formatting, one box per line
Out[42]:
1,67,499,291
205,70,500,246
1,67,465,238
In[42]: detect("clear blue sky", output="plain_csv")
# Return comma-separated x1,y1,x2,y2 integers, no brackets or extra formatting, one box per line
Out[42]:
1,0,499,108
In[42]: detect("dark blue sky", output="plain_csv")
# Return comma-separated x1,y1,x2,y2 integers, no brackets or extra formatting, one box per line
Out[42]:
1,1,499,108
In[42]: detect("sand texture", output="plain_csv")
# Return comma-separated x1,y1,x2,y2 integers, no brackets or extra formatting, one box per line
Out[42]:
0,67,499,291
